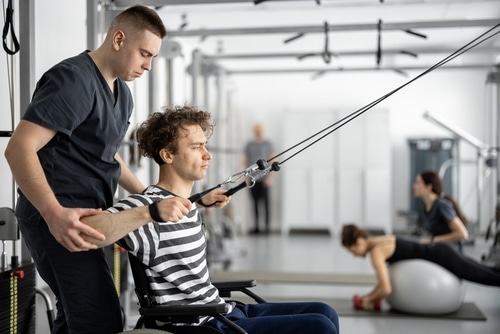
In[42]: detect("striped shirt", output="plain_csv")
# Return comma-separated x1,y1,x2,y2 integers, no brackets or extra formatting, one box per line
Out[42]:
108,185,226,309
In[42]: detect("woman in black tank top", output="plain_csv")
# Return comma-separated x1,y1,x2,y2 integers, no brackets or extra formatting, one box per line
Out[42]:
341,224,500,310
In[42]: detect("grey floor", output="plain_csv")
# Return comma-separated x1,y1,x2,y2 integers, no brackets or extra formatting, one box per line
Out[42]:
36,232,500,333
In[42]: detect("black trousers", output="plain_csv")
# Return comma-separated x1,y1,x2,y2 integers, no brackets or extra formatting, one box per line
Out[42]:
17,214,123,334
250,181,270,231
427,242,500,286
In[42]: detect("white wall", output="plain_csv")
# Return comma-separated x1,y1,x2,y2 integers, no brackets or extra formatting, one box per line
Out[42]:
0,0,88,206
173,47,498,235
155,0,500,234
0,2,498,247
207,65,497,235
0,0,88,284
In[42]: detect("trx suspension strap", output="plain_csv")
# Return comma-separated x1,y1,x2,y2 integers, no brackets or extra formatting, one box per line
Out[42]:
2,0,20,55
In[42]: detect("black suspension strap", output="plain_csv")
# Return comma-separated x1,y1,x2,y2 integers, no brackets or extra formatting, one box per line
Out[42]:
2,0,19,55
321,21,331,64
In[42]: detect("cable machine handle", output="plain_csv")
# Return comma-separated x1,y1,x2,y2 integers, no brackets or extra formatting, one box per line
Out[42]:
224,181,248,197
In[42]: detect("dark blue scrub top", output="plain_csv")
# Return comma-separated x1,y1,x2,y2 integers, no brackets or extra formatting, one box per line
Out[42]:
420,197,456,237
20,51,133,211
419,197,463,252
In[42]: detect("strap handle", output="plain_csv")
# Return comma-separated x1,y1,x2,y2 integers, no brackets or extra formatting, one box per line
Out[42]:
3,0,20,55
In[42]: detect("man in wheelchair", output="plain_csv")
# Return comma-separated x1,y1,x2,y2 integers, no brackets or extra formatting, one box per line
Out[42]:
82,105,340,334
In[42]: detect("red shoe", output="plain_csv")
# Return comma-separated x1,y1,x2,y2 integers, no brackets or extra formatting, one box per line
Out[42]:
352,295,363,309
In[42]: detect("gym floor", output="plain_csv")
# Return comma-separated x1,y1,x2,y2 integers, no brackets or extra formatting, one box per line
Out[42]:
36,232,500,333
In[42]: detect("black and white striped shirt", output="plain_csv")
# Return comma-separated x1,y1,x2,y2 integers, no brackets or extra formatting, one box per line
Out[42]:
108,185,226,308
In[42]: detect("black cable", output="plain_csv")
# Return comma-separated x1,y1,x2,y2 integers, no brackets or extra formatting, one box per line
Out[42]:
268,23,500,167
191,23,500,201
2,0,16,136
283,33,304,44
376,19,382,67
322,21,331,64
404,29,427,39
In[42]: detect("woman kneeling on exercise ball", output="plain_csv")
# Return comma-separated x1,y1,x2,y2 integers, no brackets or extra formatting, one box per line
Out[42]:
341,224,500,310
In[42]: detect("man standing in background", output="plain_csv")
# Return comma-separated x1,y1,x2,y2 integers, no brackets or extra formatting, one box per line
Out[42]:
245,123,275,235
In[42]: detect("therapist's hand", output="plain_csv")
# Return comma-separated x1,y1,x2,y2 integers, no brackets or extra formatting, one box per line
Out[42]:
44,206,104,252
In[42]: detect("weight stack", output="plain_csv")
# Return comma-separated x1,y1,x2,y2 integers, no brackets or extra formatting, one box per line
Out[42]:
0,262,36,334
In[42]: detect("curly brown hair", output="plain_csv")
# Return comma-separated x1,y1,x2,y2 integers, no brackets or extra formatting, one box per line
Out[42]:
135,105,214,165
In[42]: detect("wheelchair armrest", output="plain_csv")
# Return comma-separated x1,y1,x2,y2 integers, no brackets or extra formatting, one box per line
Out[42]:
213,279,257,290
139,303,230,325
213,279,267,304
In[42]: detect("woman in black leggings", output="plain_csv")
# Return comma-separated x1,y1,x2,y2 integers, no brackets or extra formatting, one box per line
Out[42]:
341,224,500,310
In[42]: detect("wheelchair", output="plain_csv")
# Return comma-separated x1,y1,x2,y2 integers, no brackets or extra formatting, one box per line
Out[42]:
124,253,267,334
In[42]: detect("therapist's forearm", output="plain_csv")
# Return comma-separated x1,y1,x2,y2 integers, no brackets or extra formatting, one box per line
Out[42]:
115,153,146,194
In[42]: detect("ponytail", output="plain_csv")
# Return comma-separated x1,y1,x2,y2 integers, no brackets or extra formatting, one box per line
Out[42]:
419,170,467,226
442,194,467,226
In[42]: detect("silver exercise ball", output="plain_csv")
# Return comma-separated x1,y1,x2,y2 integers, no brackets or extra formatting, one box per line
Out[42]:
386,259,464,314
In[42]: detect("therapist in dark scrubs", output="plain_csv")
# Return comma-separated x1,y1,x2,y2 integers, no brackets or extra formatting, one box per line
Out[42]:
413,170,468,252
4,6,177,334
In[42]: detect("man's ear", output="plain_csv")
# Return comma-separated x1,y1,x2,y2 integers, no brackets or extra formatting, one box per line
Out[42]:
112,30,125,51
159,148,173,164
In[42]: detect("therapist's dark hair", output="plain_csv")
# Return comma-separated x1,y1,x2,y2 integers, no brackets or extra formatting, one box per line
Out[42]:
109,4,167,38
419,170,467,225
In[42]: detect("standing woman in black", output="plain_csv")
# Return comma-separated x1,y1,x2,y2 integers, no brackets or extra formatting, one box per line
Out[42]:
413,170,468,252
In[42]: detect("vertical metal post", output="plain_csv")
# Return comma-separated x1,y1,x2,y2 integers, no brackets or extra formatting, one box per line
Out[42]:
191,49,201,106
147,62,158,186
166,59,174,106
486,66,500,211
19,0,35,118
86,0,100,50
18,0,35,264
215,67,226,183
495,69,500,206
226,89,234,173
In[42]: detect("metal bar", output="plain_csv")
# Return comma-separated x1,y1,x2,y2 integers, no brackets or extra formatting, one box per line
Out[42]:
167,19,499,37
19,0,35,117
211,270,377,285
206,47,500,60
19,0,36,265
166,59,174,106
486,67,500,204
225,64,493,74
191,49,202,106
113,0,499,7
86,0,100,50
423,111,488,151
